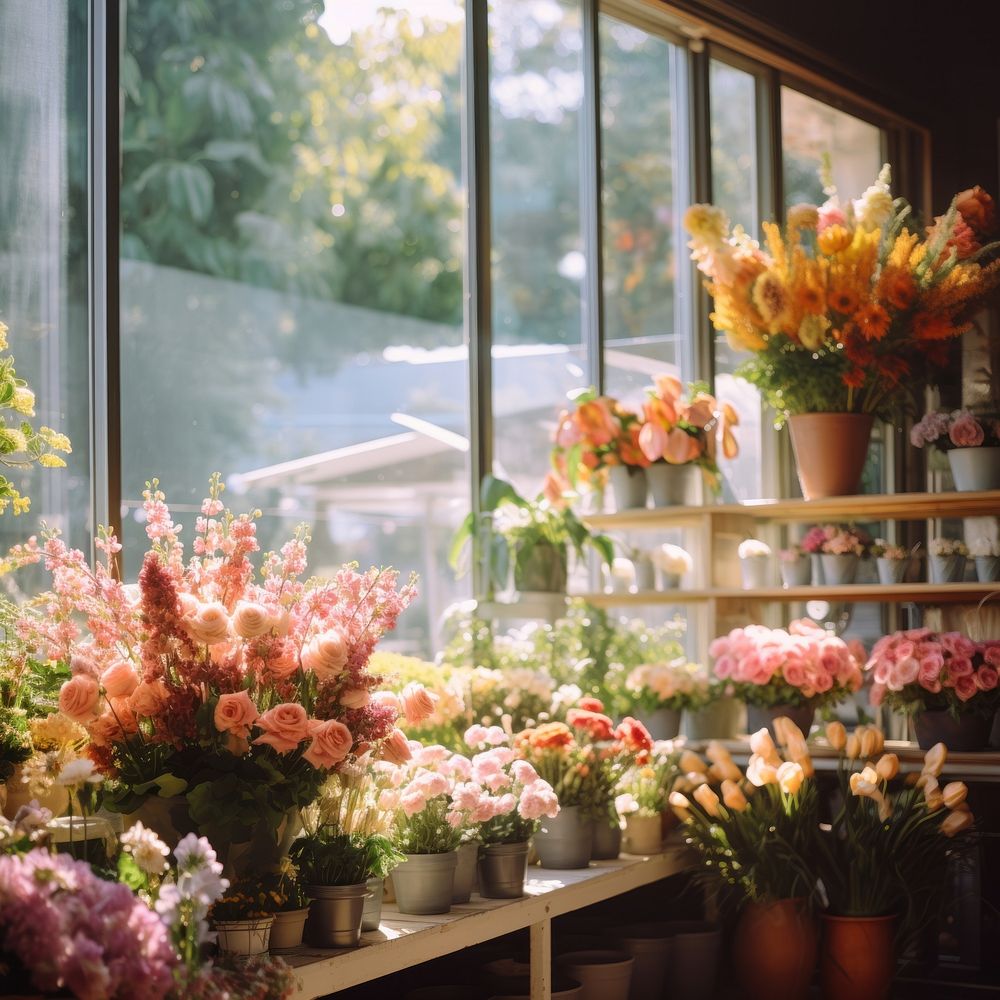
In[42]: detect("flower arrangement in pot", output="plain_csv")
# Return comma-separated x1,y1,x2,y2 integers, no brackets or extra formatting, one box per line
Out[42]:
258,867,311,952
737,538,772,590
710,619,864,737
866,629,1000,751
869,539,911,585
615,741,680,856
9,475,417,874
649,542,692,590
623,660,704,740
910,409,1000,491
636,376,739,506
778,544,811,588
669,727,820,1000
455,724,559,897
969,536,1000,582
449,475,614,598
818,525,868,585
208,874,284,957
685,166,1000,499
927,536,969,583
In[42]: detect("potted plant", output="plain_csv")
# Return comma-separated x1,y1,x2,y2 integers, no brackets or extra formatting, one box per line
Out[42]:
448,475,614,598
870,539,911,585
623,660,703,740
738,538,772,589
686,166,1000,499
819,525,867,585
866,629,1000,750
648,542,692,590
970,536,1000,582
778,545,811,588
910,409,1000,491
928,536,968,583
636,376,739,506
669,727,819,1000
262,869,311,952
615,743,680,855
800,525,828,584
710,619,864,737
209,875,282,957
682,676,743,740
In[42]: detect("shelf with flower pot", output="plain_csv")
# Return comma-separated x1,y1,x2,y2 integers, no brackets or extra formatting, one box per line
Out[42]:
283,849,692,1000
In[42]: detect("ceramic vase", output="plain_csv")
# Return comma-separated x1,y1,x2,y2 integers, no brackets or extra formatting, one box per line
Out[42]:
948,447,1000,491
788,412,873,499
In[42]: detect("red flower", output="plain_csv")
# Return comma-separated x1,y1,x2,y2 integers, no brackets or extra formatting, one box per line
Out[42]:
566,708,615,743
529,722,575,751
615,717,653,754
578,696,605,713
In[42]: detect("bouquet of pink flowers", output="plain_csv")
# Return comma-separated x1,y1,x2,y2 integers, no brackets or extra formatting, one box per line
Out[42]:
910,409,1000,451
867,628,1000,715
6,475,418,861
710,619,864,708
820,526,867,557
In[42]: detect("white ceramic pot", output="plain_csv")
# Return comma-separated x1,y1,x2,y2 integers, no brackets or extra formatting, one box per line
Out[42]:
779,556,811,588
929,553,967,584
740,556,770,589
268,907,309,952
948,447,1000,491
820,553,859,585
214,917,274,957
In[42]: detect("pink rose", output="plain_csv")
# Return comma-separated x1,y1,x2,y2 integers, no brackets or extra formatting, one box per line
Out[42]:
918,659,942,694
253,703,311,753
401,683,437,725
59,675,101,724
895,657,920,687
185,601,231,645
232,600,274,640
129,679,169,718
372,690,402,715
70,654,100,678
302,719,354,769
954,674,978,701
975,666,998,691
109,697,138,734
261,638,300,680
985,646,1000,668
88,712,124,748
301,629,349,680
782,661,807,689
381,728,413,765
101,661,139,699
340,688,371,710
214,690,259,738
948,413,985,448
948,656,974,679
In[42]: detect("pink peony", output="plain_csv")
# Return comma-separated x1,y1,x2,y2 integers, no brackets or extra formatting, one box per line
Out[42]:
949,413,985,448
59,675,101,724
253,703,311,753
101,661,138,699
302,718,354,768
301,629,349,680
213,691,259,738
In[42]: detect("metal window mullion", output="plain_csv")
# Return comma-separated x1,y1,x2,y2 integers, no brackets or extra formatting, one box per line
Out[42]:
462,0,493,598
581,0,605,394
89,0,121,551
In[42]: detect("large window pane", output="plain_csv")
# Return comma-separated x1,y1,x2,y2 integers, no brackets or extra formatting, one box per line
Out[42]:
781,87,882,208
600,16,681,404
121,0,468,654
489,0,587,497
0,0,92,593
710,59,761,501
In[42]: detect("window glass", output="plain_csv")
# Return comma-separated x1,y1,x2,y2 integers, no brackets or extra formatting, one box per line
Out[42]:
600,15,681,407
488,0,588,499
710,59,761,501
0,1,92,594
120,0,468,654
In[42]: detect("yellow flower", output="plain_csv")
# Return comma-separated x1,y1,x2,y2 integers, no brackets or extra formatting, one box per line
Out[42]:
776,761,804,795
683,203,730,244
751,272,791,331
0,321,7,351
786,203,819,231
825,721,847,751
818,225,852,255
11,387,35,416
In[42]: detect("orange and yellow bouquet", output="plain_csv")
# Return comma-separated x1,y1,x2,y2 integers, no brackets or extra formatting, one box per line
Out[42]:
685,164,1000,423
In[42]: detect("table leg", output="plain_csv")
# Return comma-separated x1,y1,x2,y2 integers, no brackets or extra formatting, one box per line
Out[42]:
529,917,552,1000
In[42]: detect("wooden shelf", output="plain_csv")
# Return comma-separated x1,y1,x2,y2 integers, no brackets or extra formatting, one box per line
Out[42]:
583,489,1000,530
576,582,1000,607
286,848,691,999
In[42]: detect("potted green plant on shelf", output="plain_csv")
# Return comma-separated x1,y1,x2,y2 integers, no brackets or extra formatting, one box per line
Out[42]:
449,475,614,598
869,538,911,585
969,536,1000,582
615,743,680,855
261,868,311,952
866,628,1000,750
685,164,1000,499
910,409,1000,491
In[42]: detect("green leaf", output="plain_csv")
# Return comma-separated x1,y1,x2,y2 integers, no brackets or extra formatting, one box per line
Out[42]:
164,161,214,222
480,475,525,512
448,510,475,571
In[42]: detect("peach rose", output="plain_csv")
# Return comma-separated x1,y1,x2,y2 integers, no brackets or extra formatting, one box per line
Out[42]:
70,654,100,678
301,628,349,680
400,682,436,725
129,679,169,718
340,688,371,710
88,712,124,748
949,413,985,449
263,639,300,680
381,728,412,764
185,601,231,645
59,675,101,724
955,186,996,237
232,600,274,640
101,661,139,699
303,718,354,769
253,703,311,753
108,696,139,734
214,690,259,738
372,690,401,715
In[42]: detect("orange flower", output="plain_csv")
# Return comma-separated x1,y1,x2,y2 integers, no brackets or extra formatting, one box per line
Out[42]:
913,312,958,341
828,286,859,316
795,282,825,315
529,721,574,751
818,225,852,255
618,426,651,468
881,269,917,310
574,399,618,447
854,303,891,341
843,367,867,389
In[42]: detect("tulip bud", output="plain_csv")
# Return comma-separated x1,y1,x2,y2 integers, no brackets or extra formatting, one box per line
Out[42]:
786,731,810,762
693,782,722,817
673,775,693,794
942,781,968,810
849,771,863,795
940,809,974,837
925,786,944,813
875,753,899,782
923,742,947,777
774,716,805,748
685,770,708,788
680,750,707,775
825,721,847,751
721,779,749,812
771,715,791,746
859,728,879,759
793,753,814,779
845,733,861,760
746,754,778,787
749,728,780,765
860,765,878,786
776,760,804,795
717,759,744,783
705,740,733,766
668,791,692,822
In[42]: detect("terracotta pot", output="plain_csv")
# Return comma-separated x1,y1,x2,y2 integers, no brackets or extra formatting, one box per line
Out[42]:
788,413,873,499
912,709,994,752
820,913,895,1000
733,898,817,1000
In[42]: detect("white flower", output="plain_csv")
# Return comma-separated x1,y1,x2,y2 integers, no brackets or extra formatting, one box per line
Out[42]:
551,683,583,714
738,538,771,559
969,537,1000,558
55,757,101,788
615,792,639,816
853,163,894,230
651,543,693,576
121,821,170,876
173,833,222,876
929,536,968,557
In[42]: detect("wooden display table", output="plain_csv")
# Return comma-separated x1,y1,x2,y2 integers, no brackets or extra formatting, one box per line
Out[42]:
286,847,691,1000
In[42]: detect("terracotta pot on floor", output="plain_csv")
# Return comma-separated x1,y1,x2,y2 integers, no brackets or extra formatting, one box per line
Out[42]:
788,413,873,499
820,913,895,1000
733,898,817,1000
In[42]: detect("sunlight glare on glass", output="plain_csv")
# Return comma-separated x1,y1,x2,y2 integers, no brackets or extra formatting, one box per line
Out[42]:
319,0,462,46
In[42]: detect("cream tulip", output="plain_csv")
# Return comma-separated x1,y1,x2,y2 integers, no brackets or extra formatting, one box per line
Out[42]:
875,753,899,782
669,791,692,821
859,727,880,759
785,731,810,762
693,782,722,817
825,721,847,751
940,809,974,837
776,760,804,795
942,781,968,810
860,764,879,786
680,750,708,774
793,753,815,779
746,754,778,787
685,770,709,788
721,779,749,812
749,727,781,765
845,733,861,760
774,716,806,749
923,742,947,777
705,740,733,766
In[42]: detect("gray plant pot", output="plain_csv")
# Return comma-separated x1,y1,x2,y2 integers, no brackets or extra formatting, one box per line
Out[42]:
590,818,622,861
740,557,770,589
636,707,682,741
779,556,811,588
660,921,722,1000
929,553,967,584
392,851,458,915
304,883,368,948
534,806,593,870
820,553,859,585
683,698,743,740
478,841,529,899
948,446,1000,491
646,463,702,507
611,924,674,1000
975,555,1000,582
745,702,815,739
876,557,907,585
452,840,480,903
810,552,825,584
609,465,648,511
360,876,384,931
633,555,656,592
